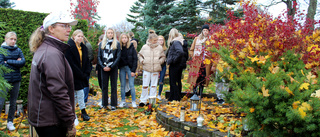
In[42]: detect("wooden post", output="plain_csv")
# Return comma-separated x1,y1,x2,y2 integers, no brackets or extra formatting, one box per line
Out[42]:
29,126,38,137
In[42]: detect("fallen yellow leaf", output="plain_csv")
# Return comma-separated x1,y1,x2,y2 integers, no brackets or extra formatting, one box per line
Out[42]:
299,83,310,90
292,101,300,109
262,85,270,97
250,107,255,113
285,87,294,95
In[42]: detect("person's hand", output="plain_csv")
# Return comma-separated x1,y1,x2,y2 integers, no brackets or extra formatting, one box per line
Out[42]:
131,72,135,77
103,67,111,72
66,124,76,137
96,71,98,75
4,61,6,63
17,58,21,61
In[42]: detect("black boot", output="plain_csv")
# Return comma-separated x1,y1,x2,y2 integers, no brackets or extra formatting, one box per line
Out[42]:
198,85,204,98
81,109,90,121
193,86,198,95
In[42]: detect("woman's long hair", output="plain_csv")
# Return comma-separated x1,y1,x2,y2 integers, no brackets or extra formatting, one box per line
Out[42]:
198,29,208,40
167,28,179,48
101,28,118,50
119,33,131,49
29,26,51,52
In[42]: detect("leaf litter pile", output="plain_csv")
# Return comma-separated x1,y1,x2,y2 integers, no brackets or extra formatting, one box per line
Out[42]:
0,74,245,136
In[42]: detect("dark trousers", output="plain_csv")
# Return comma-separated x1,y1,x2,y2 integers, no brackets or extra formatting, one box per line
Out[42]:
101,67,118,107
0,81,20,122
35,125,67,137
194,63,206,97
168,64,183,101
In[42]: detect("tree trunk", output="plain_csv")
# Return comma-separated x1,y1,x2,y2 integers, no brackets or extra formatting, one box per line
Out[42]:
283,0,297,17
306,0,318,30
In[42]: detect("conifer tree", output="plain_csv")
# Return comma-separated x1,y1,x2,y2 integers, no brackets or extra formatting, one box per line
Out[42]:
202,0,241,24
0,0,15,8
126,0,146,32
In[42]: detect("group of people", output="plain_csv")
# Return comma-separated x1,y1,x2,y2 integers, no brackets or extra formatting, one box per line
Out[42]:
0,11,214,137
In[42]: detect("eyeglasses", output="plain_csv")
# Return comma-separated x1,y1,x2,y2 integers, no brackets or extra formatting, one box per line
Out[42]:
55,23,72,30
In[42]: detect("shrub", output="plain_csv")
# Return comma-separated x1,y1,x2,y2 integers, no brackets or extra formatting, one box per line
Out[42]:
0,9,48,103
205,1,320,136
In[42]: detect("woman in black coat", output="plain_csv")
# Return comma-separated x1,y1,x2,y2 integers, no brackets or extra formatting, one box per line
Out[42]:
97,28,121,111
118,33,138,108
65,29,90,121
167,28,184,101
0,31,25,131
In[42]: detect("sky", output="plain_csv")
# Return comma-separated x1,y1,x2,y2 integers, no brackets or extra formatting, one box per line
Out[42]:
10,0,315,27
10,0,135,28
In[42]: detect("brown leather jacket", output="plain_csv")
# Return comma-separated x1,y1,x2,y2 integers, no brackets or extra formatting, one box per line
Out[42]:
28,36,75,128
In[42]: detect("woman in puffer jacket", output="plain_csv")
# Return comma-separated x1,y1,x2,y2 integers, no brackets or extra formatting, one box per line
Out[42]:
0,31,25,131
138,33,165,107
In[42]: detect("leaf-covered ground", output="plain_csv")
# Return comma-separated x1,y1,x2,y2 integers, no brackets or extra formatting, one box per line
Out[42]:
0,70,218,137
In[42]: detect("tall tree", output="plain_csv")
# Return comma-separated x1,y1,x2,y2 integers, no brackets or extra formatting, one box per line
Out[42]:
306,0,318,30
126,0,146,32
170,0,204,34
70,0,100,27
143,0,175,38
202,0,240,24
264,0,297,17
0,0,15,8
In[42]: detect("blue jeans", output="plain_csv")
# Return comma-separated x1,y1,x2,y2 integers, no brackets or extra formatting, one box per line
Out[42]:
158,64,166,96
119,66,136,102
84,65,92,103
83,76,89,103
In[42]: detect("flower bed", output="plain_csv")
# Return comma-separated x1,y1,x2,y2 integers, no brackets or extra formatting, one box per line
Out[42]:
156,97,245,136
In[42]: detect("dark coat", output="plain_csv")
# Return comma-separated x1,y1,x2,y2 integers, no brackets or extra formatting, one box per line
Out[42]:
97,41,121,70
28,36,75,128
167,40,184,66
181,39,189,69
65,39,91,90
119,43,138,72
0,43,26,83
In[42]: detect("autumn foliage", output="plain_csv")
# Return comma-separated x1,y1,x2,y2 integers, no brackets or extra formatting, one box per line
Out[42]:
204,1,320,136
70,0,100,26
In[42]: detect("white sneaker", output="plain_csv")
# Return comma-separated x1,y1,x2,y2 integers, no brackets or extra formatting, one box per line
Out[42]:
157,95,161,100
119,101,126,108
7,121,15,131
74,117,79,126
132,102,137,108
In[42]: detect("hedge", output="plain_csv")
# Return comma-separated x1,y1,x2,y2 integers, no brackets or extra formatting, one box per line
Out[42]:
0,8,88,105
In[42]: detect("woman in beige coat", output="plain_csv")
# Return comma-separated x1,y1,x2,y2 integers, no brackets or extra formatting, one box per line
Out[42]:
138,33,165,107
187,24,212,97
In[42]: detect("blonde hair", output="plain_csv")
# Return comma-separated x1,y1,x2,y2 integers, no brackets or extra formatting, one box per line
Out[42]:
83,35,89,43
119,33,131,49
29,26,51,52
149,29,155,34
128,32,134,37
148,33,158,42
167,28,179,47
198,29,208,40
101,28,118,50
5,31,17,39
71,29,83,41
158,35,167,50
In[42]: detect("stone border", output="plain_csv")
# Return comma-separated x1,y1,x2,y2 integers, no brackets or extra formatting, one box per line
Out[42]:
156,101,235,137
